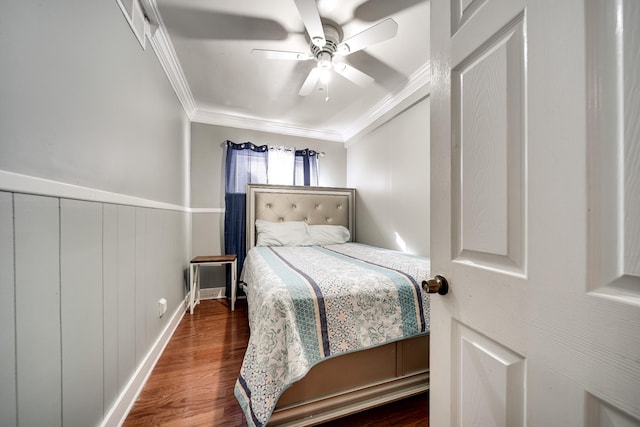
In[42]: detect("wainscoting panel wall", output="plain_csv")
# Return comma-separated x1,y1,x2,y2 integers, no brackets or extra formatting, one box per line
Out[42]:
135,208,148,364
0,192,16,426
146,209,164,343
117,205,137,396
61,199,104,426
0,191,190,427
103,203,120,413
14,194,62,426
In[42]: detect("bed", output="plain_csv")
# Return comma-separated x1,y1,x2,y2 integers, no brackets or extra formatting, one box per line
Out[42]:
234,184,431,427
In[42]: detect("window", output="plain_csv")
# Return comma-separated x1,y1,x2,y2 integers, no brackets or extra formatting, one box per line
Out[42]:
223,140,321,297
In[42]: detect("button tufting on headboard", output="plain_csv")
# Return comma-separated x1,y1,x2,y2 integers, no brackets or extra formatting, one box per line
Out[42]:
247,185,355,251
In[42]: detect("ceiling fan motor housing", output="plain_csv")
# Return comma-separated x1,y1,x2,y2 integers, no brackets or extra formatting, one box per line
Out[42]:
310,24,341,62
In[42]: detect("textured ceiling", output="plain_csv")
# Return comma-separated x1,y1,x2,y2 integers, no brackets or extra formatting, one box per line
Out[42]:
150,0,430,141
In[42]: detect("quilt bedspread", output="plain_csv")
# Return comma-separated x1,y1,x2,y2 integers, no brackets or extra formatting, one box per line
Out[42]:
234,243,431,427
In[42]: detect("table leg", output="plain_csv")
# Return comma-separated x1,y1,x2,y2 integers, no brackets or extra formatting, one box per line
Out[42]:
194,265,200,311
189,263,195,314
231,259,237,311
190,264,201,315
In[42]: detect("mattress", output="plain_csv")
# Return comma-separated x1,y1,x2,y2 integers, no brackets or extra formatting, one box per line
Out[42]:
234,243,431,427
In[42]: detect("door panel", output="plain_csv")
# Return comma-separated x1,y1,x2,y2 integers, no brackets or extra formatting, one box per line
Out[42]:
584,0,640,422
452,12,525,275
587,393,640,427
454,321,526,427
452,0,488,32
431,0,640,425
587,0,640,297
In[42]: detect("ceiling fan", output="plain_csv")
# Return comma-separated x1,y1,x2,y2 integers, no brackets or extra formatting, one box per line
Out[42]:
252,0,398,97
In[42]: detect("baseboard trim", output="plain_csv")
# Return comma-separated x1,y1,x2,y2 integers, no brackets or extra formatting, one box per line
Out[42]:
100,297,187,427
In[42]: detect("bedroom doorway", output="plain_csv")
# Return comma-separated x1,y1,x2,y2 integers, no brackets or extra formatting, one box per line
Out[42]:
429,0,640,425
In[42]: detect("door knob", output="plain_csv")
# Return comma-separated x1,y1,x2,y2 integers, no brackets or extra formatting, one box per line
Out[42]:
422,275,449,295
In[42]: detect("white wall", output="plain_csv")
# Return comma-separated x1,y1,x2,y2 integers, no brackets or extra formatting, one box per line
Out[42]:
0,1,191,426
189,122,347,289
0,1,190,207
347,97,431,257
190,122,347,210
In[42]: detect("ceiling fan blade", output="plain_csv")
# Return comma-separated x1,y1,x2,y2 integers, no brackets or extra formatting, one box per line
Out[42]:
252,49,313,61
299,67,321,96
335,18,398,56
334,62,375,87
293,0,326,47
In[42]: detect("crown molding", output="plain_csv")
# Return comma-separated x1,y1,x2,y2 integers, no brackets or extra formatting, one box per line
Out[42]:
342,62,431,143
143,0,430,143
144,0,197,119
191,64,431,144
192,110,345,142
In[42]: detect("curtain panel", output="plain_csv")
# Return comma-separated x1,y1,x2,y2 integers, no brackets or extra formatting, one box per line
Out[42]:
224,141,268,297
223,140,319,300
294,149,319,186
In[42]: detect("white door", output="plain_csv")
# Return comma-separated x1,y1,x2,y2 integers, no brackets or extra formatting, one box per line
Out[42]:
430,0,640,425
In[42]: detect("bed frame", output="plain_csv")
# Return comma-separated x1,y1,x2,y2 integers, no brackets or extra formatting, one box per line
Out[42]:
245,184,430,426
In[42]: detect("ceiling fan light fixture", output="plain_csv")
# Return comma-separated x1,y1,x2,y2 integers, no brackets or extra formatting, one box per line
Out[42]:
317,52,332,69
319,68,331,84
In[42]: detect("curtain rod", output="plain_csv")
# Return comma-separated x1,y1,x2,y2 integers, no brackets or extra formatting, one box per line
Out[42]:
220,141,325,157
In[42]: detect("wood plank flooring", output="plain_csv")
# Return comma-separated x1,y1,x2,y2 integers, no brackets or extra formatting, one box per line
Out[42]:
124,299,429,426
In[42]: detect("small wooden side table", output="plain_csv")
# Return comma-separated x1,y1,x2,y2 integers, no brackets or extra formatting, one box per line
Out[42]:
188,254,237,314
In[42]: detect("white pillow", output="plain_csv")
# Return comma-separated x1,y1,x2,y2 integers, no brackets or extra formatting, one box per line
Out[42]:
255,220,312,247
308,225,351,245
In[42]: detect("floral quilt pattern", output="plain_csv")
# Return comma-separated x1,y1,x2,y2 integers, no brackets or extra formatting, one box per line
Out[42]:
235,243,431,427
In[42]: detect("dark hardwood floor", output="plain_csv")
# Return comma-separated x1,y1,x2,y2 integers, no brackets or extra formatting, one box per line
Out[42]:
124,299,429,426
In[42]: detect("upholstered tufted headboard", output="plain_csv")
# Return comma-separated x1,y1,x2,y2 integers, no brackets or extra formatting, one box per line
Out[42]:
246,184,356,251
